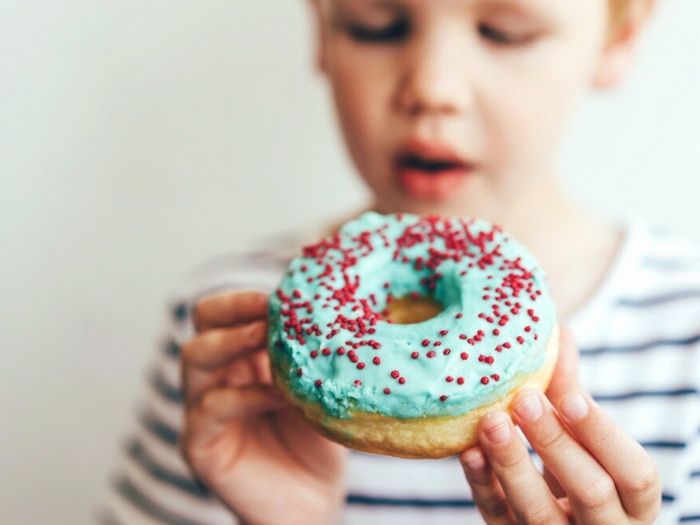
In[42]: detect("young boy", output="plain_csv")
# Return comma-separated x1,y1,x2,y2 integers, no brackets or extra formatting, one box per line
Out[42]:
100,0,700,523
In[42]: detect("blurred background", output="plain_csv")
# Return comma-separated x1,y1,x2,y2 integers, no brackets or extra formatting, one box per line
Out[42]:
0,0,698,523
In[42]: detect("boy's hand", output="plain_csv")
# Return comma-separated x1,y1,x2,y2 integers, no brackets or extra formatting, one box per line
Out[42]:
179,290,348,525
459,326,662,524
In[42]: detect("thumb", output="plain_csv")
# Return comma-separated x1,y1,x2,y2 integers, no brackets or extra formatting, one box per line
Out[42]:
545,324,586,408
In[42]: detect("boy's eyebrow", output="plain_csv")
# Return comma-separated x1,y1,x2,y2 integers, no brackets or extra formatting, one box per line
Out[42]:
341,0,404,12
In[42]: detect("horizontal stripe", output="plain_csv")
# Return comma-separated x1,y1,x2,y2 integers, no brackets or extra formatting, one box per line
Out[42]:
681,515,700,523
125,439,210,500
662,493,676,503
580,333,700,357
641,441,687,450
164,339,180,358
151,369,183,404
592,388,699,402
171,302,189,323
691,470,700,478
113,476,210,525
140,411,179,447
617,289,700,307
347,494,475,508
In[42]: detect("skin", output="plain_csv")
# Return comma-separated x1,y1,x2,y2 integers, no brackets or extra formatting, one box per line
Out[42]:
179,0,661,523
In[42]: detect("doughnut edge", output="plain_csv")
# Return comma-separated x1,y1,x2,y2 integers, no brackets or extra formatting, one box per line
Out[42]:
272,324,560,459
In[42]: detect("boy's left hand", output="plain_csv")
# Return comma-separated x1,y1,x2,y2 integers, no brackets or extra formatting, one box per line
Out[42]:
459,326,662,524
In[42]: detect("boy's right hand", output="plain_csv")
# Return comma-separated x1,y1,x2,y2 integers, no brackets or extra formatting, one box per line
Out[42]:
179,291,349,525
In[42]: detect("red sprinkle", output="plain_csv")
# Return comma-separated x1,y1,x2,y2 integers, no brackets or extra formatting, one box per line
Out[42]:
446,376,454,382
411,351,419,359
427,350,436,358
398,377,406,384
391,370,400,378
422,339,430,347
384,387,391,394
357,362,365,369
315,379,322,387
460,352,469,360
373,356,381,365
481,377,490,385
457,377,465,385
440,395,448,402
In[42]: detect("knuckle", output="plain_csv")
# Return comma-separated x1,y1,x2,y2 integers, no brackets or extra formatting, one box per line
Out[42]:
479,493,510,518
200,389,223,415
247,321,266,346
629,458,661,495
578,474,616,511
493,445,529,470
537,422,568,450
519,504,557,525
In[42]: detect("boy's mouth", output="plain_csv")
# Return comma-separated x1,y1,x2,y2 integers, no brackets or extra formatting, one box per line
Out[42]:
394,142,476,201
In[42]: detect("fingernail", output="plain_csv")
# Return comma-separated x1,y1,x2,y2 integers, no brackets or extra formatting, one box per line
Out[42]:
464,449,486,471
482,412,512,445
513,390,543,421
561,394,589,421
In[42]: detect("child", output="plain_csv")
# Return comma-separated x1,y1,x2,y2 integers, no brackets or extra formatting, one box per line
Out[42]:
100,0,700,523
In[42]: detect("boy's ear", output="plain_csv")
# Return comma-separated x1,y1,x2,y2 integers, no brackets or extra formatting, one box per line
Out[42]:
305,0,329,75
591,0,655,89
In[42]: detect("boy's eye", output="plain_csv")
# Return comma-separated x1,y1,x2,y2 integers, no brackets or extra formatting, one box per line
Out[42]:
347,19,409,43
478,23,533,46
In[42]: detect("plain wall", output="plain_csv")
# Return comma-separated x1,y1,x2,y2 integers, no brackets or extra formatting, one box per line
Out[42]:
1,0,698,523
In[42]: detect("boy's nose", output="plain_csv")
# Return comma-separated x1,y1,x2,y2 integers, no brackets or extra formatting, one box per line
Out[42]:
395,31,474,118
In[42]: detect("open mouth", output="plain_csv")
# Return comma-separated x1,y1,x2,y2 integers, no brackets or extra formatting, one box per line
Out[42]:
398,154,469,174
394,149,475,200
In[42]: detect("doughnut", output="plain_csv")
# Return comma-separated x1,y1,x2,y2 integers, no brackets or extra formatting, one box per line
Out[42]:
268,211,558,459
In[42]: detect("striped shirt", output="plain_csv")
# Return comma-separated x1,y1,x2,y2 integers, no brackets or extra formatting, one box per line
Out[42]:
98,213,700,524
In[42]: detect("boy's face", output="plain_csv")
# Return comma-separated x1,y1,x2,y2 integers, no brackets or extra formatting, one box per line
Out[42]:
310,0,633,217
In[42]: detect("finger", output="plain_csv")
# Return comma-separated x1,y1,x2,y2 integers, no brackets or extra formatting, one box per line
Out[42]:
543,466,566,499
512,388,627,524
183,348,272,408
460,445,514,524
182,320,267,369
193,290,268,332
183,386,287,452
545,325,586,408
557,393,662,521
224,350,274,388
478,411,569,524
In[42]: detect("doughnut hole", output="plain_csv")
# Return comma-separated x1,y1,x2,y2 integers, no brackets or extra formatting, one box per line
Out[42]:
384,295,443,324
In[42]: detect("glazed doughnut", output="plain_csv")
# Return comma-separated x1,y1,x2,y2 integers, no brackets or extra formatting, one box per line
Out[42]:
268,212,558,459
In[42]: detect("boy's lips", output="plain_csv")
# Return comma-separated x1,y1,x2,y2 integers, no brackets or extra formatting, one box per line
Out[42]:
394,140,476,201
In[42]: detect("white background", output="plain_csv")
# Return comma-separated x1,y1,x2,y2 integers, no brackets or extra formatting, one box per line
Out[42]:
1,1,698,523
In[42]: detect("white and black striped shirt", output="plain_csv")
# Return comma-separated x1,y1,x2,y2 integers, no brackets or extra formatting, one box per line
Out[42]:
98,214,700,524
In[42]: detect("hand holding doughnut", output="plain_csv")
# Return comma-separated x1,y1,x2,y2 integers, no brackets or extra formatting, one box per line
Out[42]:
460,326,662,524
179,290,348,525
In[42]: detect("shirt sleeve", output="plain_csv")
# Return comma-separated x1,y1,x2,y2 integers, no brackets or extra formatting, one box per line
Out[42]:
95,248,292,525
94,294,238,524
